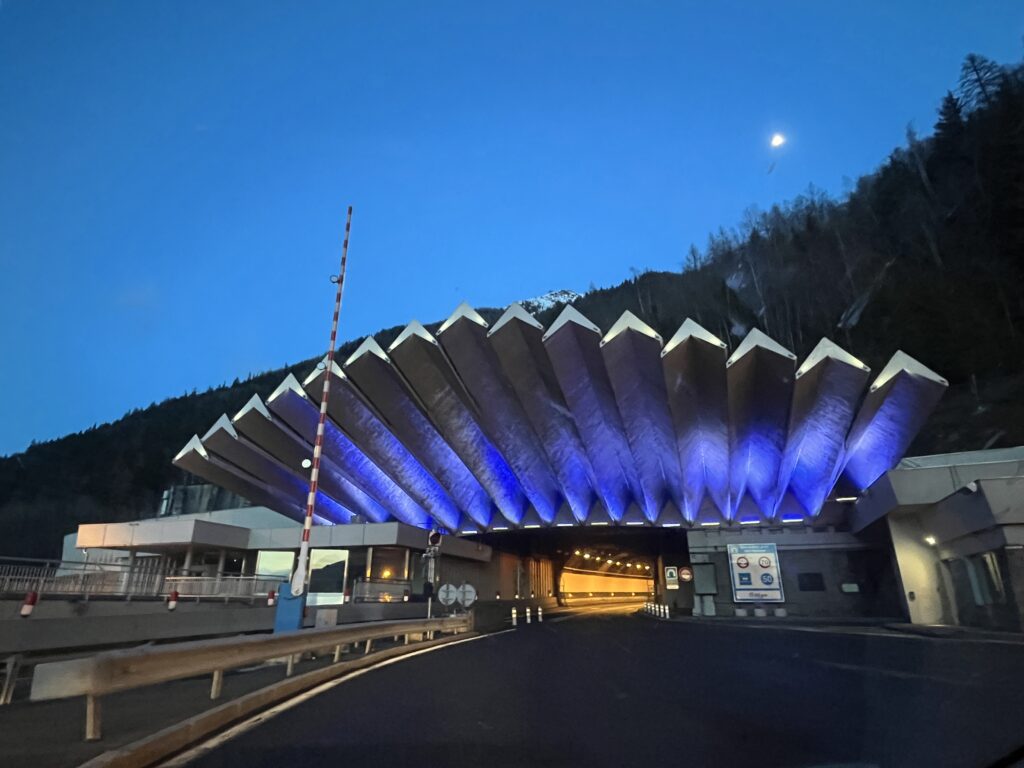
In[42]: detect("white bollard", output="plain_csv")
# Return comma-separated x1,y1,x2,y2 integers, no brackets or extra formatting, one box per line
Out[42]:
511,607,518,627
526,606,532,624
538,606,543,622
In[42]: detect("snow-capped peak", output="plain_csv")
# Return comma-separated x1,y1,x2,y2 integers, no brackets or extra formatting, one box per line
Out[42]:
521,289,582,313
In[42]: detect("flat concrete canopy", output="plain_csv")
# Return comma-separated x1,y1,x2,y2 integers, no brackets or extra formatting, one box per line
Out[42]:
174,304,947,532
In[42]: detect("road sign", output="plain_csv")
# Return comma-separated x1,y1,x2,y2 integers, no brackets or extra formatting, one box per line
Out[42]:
456,583,477,607
428,530,442,547
727,543,784,603
437,583,458,606
678,566,693,583
664,566,679,590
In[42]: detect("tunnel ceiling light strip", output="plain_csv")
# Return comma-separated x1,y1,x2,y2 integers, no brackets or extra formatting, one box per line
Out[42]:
176,304,946,532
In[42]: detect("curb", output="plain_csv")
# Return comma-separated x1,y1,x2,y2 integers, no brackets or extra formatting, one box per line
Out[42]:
77,632,477,768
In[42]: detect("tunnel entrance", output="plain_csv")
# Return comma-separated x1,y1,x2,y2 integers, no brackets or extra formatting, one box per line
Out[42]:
467,527,688,607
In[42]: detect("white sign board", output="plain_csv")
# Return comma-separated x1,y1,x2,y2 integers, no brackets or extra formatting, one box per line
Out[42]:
664,566,679,590
437,583,458,606
456,583,477,607
727,543,784,603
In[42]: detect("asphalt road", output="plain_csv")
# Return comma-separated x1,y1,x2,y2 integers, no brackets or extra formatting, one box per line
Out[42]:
176,608,1024,768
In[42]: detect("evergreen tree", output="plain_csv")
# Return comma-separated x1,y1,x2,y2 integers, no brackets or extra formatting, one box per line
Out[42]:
934,91,965,146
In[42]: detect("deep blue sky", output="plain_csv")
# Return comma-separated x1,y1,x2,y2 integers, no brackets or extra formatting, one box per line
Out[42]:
1,2,1021,456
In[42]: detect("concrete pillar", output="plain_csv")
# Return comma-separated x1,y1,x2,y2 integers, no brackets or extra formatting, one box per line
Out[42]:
216,549,227,577
181,546,194,576
403,548,411,581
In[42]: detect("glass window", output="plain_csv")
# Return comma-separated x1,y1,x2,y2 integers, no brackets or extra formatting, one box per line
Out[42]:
370,547,407,581
255,551,294,580
309,549,348,594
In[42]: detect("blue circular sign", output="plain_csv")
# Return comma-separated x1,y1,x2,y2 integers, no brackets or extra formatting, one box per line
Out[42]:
760,573,775,585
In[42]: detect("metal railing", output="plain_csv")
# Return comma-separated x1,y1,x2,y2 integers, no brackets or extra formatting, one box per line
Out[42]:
351,577,412,603
31,614,472,741
0,556,166,599
0,556,281,603
162,575,280,599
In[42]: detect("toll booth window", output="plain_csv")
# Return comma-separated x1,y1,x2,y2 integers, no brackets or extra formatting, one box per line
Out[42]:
309,549,348,594
797,572,826,592
370,547,407,581
255,551,294,580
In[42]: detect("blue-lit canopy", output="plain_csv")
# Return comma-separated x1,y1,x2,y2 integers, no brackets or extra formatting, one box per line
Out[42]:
174,304,946,531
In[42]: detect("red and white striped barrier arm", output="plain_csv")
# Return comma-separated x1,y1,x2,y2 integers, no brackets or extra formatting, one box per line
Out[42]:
290,206,353,597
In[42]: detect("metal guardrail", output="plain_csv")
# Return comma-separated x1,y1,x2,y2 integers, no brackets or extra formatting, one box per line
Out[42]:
31,614,472,741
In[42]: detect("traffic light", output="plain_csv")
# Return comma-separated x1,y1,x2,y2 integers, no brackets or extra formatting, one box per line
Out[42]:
427,529,442,547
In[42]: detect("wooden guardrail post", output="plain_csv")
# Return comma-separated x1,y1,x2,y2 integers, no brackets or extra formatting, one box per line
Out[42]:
85,694,102,741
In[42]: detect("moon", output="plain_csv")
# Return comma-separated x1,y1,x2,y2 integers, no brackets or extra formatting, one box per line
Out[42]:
770,133,786,148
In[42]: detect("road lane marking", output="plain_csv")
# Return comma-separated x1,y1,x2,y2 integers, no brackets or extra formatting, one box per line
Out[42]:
158,630,515,767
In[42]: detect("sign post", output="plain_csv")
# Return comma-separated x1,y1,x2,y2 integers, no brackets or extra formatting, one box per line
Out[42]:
727,543,784,603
